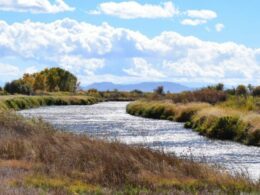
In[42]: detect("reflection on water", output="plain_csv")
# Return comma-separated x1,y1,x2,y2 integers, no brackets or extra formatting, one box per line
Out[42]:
19,102,260,180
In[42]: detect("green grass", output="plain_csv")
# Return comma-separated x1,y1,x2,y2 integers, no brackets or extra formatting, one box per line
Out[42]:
219,96,260,112
0,95,101,111
127,101,260,146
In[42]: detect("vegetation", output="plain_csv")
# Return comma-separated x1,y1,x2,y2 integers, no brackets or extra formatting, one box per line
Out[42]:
4,67,78,95
127,101,260,146
1,69,260,193
0,111,258,194
0,95,100,111
170,88,227,104
253,86,260,97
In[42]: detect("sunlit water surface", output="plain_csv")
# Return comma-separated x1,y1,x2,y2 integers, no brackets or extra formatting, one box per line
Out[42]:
19,102,260,180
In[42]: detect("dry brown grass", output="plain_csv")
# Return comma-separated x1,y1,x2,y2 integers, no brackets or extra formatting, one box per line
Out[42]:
0,111,259,194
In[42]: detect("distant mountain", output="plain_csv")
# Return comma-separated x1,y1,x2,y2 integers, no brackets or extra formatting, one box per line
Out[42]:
84,82,191,93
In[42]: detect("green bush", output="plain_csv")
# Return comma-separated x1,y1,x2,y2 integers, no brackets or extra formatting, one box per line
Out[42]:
209,116,248,141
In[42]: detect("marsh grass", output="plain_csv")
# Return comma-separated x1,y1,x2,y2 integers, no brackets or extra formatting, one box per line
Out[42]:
0,95,100,111
127,101,260,146
0,111,259,194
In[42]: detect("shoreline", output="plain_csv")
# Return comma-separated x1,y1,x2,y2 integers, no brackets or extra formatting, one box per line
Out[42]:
126,101,260,147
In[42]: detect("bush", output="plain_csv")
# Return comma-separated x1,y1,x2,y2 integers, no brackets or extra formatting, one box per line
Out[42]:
253,86,260,97
172,89,227,104
236,85,248,97
209,116,247,141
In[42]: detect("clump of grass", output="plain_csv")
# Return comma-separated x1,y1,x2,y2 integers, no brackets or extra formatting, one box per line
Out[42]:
24,175,102,194
0,111,258,194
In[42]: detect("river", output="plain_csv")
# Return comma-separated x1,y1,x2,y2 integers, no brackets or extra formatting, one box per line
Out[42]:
19,101,260,180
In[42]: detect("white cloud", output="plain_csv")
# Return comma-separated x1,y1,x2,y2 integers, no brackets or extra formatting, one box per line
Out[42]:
123,58,165,78
215,23,225,32
0,63,20,76
0,19,259,85
181,10,217,26
24,66,38,74
89,1,178,19
181,19,207,26
59,56,105,76
186,10,217,20
0,0,74,13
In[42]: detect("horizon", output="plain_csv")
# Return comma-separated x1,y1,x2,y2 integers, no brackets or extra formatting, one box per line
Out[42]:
0,0,260,87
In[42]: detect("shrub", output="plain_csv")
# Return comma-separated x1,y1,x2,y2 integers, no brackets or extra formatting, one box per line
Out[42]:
209,116,247,141
236,85,248,97
253,86,260,97
172,89,227,104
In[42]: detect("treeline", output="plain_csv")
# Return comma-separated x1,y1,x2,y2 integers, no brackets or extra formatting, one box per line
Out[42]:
3,68,78,95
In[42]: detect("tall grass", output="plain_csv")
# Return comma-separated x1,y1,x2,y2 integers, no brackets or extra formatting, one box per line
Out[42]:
127,101,260,146
0,111,258,194
0,95,100,111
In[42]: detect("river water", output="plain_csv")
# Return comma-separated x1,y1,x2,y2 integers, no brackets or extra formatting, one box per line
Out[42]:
19,102,260,180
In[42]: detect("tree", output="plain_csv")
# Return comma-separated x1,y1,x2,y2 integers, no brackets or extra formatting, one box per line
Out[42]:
215,83,224,91
33,73,46,91
225,88,236,95
154,86,164,95
4,67,78,95
131,89,143,94
207,83,224,91
253,86,260,97
4,80,33,95
236,85,248,97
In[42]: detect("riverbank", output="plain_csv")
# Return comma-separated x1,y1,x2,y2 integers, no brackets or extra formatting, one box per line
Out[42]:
0,110,259,194
0,95,101,111
127,101,260,146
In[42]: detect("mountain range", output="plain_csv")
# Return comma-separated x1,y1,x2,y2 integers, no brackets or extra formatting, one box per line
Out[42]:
84,82,191,93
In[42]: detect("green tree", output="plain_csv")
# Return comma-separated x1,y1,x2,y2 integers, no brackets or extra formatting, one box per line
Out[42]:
252,86,260,97
4,80,33,95
236,85,248,97
215,83,224,91
154,86,165,95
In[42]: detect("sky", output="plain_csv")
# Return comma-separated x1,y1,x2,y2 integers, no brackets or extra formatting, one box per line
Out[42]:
0,0,260,87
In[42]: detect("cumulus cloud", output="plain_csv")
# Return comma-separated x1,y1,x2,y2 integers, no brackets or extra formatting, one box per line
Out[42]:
182,10,217,26
215,23,225,32
123,58,165,78
0,0,74,14
181,19,207,26
0,63,20,77
89,1,178,19
186,10,217,20
0,19,259,85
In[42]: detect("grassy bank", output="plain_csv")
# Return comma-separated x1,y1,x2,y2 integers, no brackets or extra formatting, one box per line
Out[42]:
0,95,101,111
127,101,260,146
0,111,259,194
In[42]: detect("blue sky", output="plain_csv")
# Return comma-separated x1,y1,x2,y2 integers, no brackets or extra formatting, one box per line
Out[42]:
0,0,260,87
